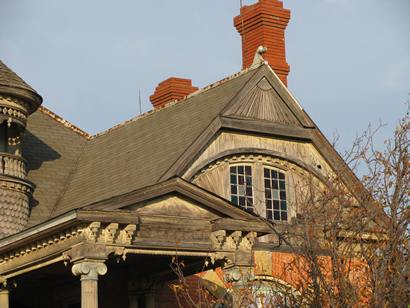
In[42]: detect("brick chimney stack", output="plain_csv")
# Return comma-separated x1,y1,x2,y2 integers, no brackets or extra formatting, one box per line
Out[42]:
234,0,291,86
150,77,198,109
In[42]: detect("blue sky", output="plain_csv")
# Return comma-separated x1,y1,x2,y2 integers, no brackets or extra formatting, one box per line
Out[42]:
1,0,409,152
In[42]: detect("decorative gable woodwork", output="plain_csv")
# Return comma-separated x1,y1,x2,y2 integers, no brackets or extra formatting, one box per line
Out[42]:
224,77,301,127
127,195,219,220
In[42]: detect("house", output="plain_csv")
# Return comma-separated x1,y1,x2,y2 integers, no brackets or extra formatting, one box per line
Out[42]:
0,0,368,307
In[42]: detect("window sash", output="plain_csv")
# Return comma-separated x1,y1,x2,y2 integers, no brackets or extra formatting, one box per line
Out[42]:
264,167,287,221
230,165,254,211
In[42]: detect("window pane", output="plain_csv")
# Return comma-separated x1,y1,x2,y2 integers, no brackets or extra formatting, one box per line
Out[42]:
279,180,285,190
264,168,287,222
230,165,254,212
231,196,238,204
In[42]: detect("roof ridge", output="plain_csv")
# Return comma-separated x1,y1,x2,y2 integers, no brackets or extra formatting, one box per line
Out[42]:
91,65,261,139
38,106,92,140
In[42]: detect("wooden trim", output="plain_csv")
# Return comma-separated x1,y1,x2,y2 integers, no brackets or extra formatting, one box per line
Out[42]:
221,65,314,128
260,65,315,128
0,211,78,252
220,116,314,141
159,116,315,183
76,210,140,224
184,147,326,183
85,178,257,220
0,85,42,114
2,255,65,279
211,218,271,233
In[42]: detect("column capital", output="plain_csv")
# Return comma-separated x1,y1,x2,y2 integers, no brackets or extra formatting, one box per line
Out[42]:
72,261,107,281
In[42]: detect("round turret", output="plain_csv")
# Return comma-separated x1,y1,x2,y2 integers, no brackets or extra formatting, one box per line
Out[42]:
0,60,42,237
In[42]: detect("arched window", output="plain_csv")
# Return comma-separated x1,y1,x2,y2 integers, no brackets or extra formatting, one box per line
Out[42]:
228,163,288,221
230,165,254,211
264,168,287,221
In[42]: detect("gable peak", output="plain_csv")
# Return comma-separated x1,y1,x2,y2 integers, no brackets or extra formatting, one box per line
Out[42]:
256,77,272,91
223,71,303,127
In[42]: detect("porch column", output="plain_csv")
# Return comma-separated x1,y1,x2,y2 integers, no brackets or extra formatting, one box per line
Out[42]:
0,278,9,308
0,289,9,308
72,261,107,308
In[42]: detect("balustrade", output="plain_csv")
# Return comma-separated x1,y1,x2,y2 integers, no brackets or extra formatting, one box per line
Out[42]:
0,153,27,179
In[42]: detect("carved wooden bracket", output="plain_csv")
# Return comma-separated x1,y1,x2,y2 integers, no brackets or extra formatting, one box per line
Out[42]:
210,230,257,251
83,222,137,245
210,230,257,267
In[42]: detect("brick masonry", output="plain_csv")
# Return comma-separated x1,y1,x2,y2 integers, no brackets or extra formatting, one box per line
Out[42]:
150,77,198,109
234,0,290,86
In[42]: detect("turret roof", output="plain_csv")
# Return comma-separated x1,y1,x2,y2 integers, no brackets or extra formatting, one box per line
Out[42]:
0,60,36,93
0,60,42,111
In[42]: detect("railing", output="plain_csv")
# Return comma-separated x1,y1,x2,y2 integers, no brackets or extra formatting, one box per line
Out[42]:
0,153,27,179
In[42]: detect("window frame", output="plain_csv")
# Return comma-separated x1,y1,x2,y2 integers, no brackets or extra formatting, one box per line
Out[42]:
228,161,290,222
263,166,289,222
229,163,254,212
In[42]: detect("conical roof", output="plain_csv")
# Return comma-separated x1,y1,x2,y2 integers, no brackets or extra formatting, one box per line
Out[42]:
0,60,42,113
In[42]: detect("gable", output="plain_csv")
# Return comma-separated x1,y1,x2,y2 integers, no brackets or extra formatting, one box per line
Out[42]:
224,77,302,127
126,195,220,220
222,65,314,128
83,178,257,220
161,63,364,203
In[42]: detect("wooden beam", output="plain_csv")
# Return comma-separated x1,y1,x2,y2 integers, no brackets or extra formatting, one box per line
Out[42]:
220,116,314,141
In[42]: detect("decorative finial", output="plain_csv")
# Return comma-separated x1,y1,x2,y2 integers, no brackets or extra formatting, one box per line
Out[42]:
257,45,267,55
251,45,268,67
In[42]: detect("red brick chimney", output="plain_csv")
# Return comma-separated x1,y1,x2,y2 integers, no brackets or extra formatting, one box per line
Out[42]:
149,77,198,109
234,0,290,86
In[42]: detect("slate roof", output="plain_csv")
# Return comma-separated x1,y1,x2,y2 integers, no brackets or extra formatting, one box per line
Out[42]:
23,66,259,225
23,109,88,227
